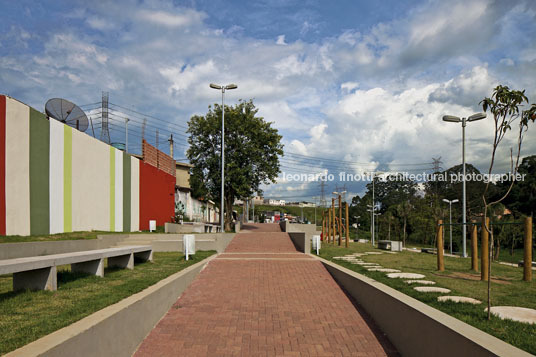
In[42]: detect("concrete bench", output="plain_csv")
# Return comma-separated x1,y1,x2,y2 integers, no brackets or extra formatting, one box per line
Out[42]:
0,246,153,291
378,240,403,252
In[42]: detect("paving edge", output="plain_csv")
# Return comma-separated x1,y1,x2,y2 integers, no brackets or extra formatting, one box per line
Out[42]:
313,255,532,357
5,254,218,357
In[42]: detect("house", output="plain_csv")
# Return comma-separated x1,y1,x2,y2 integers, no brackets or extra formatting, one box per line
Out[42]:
174,161,219,223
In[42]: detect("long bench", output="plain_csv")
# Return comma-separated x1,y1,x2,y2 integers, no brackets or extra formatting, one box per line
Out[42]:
0,246,153,291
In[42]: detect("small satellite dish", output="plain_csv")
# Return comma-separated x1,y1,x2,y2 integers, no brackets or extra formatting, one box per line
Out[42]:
45,98,89,132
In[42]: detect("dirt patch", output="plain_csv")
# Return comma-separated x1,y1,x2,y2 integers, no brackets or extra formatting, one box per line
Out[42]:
433,271,512,285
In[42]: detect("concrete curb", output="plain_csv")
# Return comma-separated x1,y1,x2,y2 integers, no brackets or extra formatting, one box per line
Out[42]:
6,254,218,357
313,255,532,357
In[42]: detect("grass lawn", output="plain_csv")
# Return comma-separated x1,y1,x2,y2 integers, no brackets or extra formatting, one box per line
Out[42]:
0,251,215,354
0,226,172,244
320,243,536,355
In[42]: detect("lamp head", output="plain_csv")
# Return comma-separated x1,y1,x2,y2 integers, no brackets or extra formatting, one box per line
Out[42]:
225,84,238,90
210,83,222,90
468,112,486,122
452,199,459,203
442,199,450,203
442,115,461,123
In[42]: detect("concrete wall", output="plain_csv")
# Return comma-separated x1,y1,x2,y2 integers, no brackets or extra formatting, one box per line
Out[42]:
6,254,217,357
0,235,128,260
288,232,310,254
0,95,171,236
316,256,531,357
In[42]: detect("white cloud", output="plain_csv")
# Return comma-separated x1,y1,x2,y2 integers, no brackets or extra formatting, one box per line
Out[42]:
276,35,287,45
137,9,206,28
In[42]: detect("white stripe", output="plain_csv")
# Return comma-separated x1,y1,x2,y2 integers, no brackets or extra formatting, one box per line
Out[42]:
131,157,140,231
5,98,30,236
115,149,123,232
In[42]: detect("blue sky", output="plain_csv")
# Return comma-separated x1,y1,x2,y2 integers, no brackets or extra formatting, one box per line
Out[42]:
1,0,536,202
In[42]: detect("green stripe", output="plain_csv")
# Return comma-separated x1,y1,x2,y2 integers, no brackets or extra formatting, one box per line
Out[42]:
29,108,50,235
110,147,115,231
63,126,72,232
123,153,131,232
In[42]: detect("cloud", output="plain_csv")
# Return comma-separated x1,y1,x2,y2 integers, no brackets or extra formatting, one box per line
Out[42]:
276,35,287,45
137,9,206,28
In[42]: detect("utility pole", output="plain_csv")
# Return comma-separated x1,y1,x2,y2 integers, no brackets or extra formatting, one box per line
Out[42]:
125,117,129,153
168,134,174,159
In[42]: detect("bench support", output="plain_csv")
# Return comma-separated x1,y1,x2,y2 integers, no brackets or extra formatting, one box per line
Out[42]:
108,253,134,269
13,266,57,291
134,250,153,262
71,258,104,277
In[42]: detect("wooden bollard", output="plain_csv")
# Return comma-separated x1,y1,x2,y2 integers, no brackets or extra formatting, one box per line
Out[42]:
481,217,489,281
437,220,444,271
321,211,325,242
345,202,349,248
471,221,478,272
331,198,336,244
524,217,533,282
338,195,342,246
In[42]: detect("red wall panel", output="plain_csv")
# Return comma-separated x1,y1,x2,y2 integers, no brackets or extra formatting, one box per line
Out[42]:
139,161,175,230
0,96,5,235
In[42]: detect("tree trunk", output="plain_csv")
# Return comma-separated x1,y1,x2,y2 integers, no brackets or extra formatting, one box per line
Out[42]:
225,196,233,232
403,217,407,247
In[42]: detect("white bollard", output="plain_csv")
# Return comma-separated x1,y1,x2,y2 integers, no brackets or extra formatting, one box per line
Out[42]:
183,234,196,261
149,220,156,232
312,235,321,255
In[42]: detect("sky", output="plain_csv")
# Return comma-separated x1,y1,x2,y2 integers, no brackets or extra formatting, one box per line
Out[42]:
1,0,536,203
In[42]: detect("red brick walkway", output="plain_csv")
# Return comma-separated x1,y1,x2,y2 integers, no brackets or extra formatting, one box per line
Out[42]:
135,224,397,356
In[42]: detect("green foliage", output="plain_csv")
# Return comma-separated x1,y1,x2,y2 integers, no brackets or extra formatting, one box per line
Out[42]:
187,100,283,230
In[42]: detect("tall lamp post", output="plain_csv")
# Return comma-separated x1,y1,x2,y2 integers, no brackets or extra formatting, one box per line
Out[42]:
366,172,383,246
442,113,486,257
442,198,459,254
210,83,237,232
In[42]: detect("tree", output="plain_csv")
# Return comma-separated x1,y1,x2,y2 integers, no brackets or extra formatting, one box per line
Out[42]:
187,100,283,231
480,85,536,319
497,155,536,217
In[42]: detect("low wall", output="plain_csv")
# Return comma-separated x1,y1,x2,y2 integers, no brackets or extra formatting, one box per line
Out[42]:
288,232,310,254
0,235,128,260
316,256,531,357
152,233,235,253
164,222,216,233
6,254,217,357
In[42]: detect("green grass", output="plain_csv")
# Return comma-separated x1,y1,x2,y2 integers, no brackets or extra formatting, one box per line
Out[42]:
320,243,536,354
0,251,215,354
0,226,173,244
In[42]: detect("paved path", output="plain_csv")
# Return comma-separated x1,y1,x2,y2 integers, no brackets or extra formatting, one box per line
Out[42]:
135,224,397,356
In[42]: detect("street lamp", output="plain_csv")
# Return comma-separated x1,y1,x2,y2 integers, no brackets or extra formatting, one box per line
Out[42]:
442,198,459,254
210,83,238,232
442,112,486,257
353,216,360,242
366,172,383,247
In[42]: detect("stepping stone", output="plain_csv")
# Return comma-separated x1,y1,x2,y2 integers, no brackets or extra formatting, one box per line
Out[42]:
486,306,536,324
414,287,451,293
365,252,383,255
438,296,481,304
333,257,346,259
367,268,401,273
405,280,436,285
386,273,425,279
355,262,380,266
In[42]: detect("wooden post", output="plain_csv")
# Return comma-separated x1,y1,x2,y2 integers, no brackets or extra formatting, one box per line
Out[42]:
338,195,342,246
471,221,478,272
437,220,444,271
524,216,533,282
481,217,489,281
331,198,336,244
345,202,350,248
321,211,325,242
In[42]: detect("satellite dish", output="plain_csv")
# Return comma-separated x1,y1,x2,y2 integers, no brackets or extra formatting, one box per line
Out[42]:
45,98,89,132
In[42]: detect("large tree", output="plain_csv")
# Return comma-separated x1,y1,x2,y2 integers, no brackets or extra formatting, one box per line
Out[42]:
187,100,283,231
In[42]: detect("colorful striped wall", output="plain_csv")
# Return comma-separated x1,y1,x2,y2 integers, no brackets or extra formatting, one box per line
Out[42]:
0,95,175,236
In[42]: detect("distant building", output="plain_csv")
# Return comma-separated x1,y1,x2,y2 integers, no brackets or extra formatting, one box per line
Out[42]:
263,199,285,206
